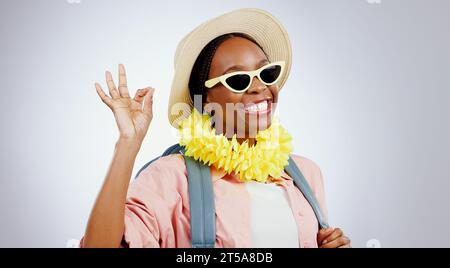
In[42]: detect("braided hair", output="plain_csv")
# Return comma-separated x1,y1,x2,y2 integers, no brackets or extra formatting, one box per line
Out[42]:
188,32,268,114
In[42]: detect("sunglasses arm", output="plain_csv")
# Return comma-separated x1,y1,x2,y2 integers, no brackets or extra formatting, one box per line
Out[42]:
204,77,221,88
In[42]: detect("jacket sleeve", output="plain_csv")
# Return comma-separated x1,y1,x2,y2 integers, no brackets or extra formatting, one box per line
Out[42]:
80,154,188,248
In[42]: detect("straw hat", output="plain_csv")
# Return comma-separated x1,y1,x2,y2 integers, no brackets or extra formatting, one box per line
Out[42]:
168,8,292,128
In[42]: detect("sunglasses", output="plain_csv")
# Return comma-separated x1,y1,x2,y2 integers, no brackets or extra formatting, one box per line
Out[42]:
204,61,285,93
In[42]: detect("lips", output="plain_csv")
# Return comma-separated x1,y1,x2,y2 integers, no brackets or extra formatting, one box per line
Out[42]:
244,99,272,115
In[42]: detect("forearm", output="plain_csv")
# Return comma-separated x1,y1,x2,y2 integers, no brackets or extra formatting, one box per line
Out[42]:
83,138,141,248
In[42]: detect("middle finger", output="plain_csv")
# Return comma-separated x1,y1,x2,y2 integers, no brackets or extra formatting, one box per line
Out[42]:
118,64,130,98
322,228,343,245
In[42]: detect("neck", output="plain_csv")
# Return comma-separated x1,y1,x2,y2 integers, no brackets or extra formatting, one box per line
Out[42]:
214,124,257,146
235,137,256,147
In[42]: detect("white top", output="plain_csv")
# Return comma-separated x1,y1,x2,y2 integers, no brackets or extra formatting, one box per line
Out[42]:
245,181,299,248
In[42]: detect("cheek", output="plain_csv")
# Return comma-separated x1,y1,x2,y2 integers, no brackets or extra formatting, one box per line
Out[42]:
208,88,243,110
206,89,243,124
270,85,279,99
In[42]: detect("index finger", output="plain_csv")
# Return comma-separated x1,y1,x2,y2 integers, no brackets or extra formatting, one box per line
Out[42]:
317,228,334,244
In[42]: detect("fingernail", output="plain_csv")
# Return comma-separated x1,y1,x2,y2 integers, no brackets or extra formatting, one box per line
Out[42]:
322,240,327,245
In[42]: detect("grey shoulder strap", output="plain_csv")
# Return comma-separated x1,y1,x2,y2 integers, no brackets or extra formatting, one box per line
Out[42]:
284,155,330,229
181,148,216,248
134,144,216,248
135,144,327,248
134,143,183,179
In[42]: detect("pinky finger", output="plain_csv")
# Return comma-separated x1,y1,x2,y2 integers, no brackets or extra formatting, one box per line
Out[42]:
95,83,113,107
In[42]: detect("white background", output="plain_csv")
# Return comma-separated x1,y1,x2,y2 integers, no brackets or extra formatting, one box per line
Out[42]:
1,0,449,247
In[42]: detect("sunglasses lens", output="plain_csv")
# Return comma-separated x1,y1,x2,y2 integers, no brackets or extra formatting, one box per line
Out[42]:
260,65,282,84
225,74,251,92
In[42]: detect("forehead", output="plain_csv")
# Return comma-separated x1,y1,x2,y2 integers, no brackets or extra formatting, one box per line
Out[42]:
209,37,268,72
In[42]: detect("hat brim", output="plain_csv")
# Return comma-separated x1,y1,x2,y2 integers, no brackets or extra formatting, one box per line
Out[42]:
168,8,292,129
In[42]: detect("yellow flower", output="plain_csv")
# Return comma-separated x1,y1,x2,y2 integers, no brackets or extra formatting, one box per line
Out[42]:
179,109,293,183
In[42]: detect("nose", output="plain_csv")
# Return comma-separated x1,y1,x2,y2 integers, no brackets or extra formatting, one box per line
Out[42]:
246,76,267,94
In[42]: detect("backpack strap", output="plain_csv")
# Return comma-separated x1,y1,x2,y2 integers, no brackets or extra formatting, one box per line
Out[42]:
134,143,183,179
135,144,216,248
284,155,330,229
135,144,327,248
180,147,216,248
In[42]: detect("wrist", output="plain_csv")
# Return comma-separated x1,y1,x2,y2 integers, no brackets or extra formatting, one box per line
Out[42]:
115,137,143,153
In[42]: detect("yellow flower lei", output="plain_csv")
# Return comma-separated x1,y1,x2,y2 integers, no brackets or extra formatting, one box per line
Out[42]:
178,109,293,183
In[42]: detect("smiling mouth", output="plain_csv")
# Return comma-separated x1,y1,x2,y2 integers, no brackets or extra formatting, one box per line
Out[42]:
243,100,272,115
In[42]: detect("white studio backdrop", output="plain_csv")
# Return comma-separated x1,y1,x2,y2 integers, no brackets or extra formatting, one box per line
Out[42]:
0,0,449,247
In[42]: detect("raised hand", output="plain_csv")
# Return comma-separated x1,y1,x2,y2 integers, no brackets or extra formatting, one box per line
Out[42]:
95,64,155,143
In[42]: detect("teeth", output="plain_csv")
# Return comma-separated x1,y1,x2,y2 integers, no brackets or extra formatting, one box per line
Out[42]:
245,101,268,112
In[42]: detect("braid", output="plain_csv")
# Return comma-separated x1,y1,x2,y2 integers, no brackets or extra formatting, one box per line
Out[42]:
188,32,267,114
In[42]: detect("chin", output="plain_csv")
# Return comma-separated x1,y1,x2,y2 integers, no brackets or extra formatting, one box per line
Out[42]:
246,115,272,137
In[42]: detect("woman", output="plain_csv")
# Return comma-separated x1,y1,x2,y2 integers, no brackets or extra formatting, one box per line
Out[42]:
81,8,351,248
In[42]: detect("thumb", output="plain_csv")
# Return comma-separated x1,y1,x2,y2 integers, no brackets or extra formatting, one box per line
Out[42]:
143,87,155,118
